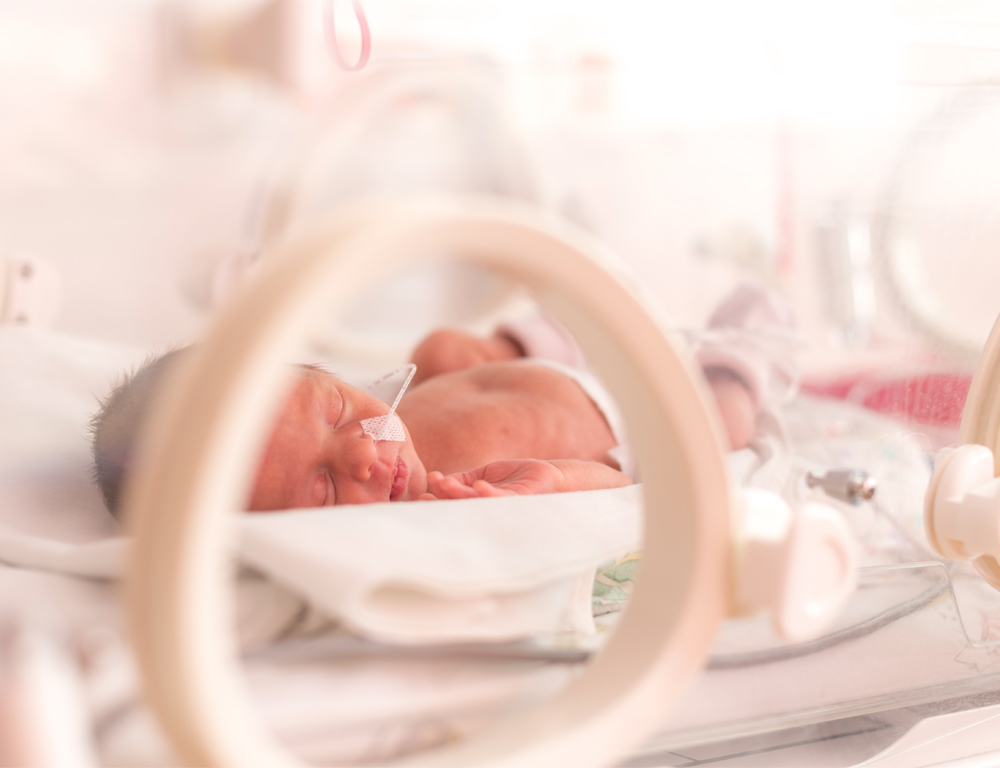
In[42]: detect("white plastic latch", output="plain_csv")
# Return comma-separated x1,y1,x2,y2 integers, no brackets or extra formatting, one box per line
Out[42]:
731,488,857,642
926,444,1000,566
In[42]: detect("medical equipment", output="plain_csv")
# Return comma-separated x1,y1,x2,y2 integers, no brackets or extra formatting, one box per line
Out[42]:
872,85,1000,366
123,199,856,766
806,468,877,506
360,363,415,442
814,83,1000,375
924,310,1000,590
0,254,62,329
815,204,876,348
325,0,371,72
161,0,348,95
183,54,542,363
11,3,1000,764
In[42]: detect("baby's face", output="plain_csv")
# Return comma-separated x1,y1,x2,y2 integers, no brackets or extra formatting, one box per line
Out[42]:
249,369,427,510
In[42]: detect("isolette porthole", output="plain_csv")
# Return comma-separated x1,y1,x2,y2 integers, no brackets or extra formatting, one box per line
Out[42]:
925,306,1000,591
124,199,734,767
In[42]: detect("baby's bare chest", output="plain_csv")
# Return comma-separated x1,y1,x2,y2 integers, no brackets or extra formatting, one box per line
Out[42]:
395,362,616,473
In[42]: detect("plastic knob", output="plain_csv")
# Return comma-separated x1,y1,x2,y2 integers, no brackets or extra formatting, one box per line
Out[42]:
926,444,1000,564
732,488,857,642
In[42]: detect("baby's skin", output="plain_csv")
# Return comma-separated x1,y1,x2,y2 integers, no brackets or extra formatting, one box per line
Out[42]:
248,330,756,510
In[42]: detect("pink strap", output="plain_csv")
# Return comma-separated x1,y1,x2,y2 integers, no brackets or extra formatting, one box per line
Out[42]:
324,0,371,72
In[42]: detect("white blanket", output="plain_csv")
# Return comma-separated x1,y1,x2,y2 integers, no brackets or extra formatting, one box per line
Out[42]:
0,485,643,643
239,486,642,643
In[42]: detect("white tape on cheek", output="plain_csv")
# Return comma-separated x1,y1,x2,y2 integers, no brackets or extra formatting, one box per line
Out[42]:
360,414,406,442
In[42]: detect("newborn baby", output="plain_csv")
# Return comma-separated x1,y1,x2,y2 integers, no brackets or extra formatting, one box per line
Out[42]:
91,284,793,514
251,332,755,509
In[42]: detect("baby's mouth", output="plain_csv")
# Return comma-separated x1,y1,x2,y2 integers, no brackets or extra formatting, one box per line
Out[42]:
389,457,408,501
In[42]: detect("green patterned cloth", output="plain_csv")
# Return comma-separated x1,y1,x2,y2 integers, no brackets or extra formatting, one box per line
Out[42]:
592,552,640,616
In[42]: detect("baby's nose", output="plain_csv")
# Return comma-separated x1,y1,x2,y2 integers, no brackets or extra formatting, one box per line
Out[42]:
343,432,378,480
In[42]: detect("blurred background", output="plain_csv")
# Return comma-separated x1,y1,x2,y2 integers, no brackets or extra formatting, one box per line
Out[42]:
5,0,1000,417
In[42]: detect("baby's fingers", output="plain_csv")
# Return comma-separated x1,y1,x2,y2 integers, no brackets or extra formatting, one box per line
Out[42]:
429,473,479,499
471,479,511,497
425,471,457,498
441,475,480,498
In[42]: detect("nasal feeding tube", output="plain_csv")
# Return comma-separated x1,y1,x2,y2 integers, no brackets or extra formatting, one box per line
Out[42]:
360,364,416,442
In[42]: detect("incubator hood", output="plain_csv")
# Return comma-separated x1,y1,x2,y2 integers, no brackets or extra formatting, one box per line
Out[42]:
121,197,1000,768
123,199,862,767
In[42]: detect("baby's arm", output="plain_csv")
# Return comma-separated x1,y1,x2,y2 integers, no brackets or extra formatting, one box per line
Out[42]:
409,330,522,385
705,368,756,451
696,283,799,451
421,458,631,500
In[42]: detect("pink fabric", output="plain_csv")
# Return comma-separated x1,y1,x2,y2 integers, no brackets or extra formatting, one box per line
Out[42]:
496,315,588,370
498,282,798,416
802,371,971,428
498,283,797,411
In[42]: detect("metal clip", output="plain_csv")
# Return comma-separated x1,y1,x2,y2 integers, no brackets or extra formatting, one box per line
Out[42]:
806,469,877,506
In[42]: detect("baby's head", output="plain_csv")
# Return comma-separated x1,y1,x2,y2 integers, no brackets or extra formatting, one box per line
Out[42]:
90,348,188,518
91,351,428,517
249,364,427,509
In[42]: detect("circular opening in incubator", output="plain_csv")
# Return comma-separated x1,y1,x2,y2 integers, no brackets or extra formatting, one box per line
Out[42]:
123,200,730,767
874,86,1000,363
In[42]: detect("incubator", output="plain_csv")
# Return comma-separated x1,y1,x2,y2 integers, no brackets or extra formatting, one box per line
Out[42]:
6,2,1000,767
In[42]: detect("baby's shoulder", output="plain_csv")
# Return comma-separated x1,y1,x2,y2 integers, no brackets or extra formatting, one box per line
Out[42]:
400,360,586,418
463,359,579,397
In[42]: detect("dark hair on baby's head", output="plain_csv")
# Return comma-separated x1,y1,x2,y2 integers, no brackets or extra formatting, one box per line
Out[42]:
89,347,190,519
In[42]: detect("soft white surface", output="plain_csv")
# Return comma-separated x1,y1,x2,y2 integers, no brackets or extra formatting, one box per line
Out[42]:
239,485,642,643
0,327,145,544
0,486,642,645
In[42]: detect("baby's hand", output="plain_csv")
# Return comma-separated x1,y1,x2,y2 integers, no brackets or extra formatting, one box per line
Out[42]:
705,369,756,450
419,460,562,500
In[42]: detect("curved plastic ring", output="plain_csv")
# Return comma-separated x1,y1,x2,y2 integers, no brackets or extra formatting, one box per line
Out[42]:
125,199,730,767
324,0,371,72
955,306,1000,588
871,86,1000,365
